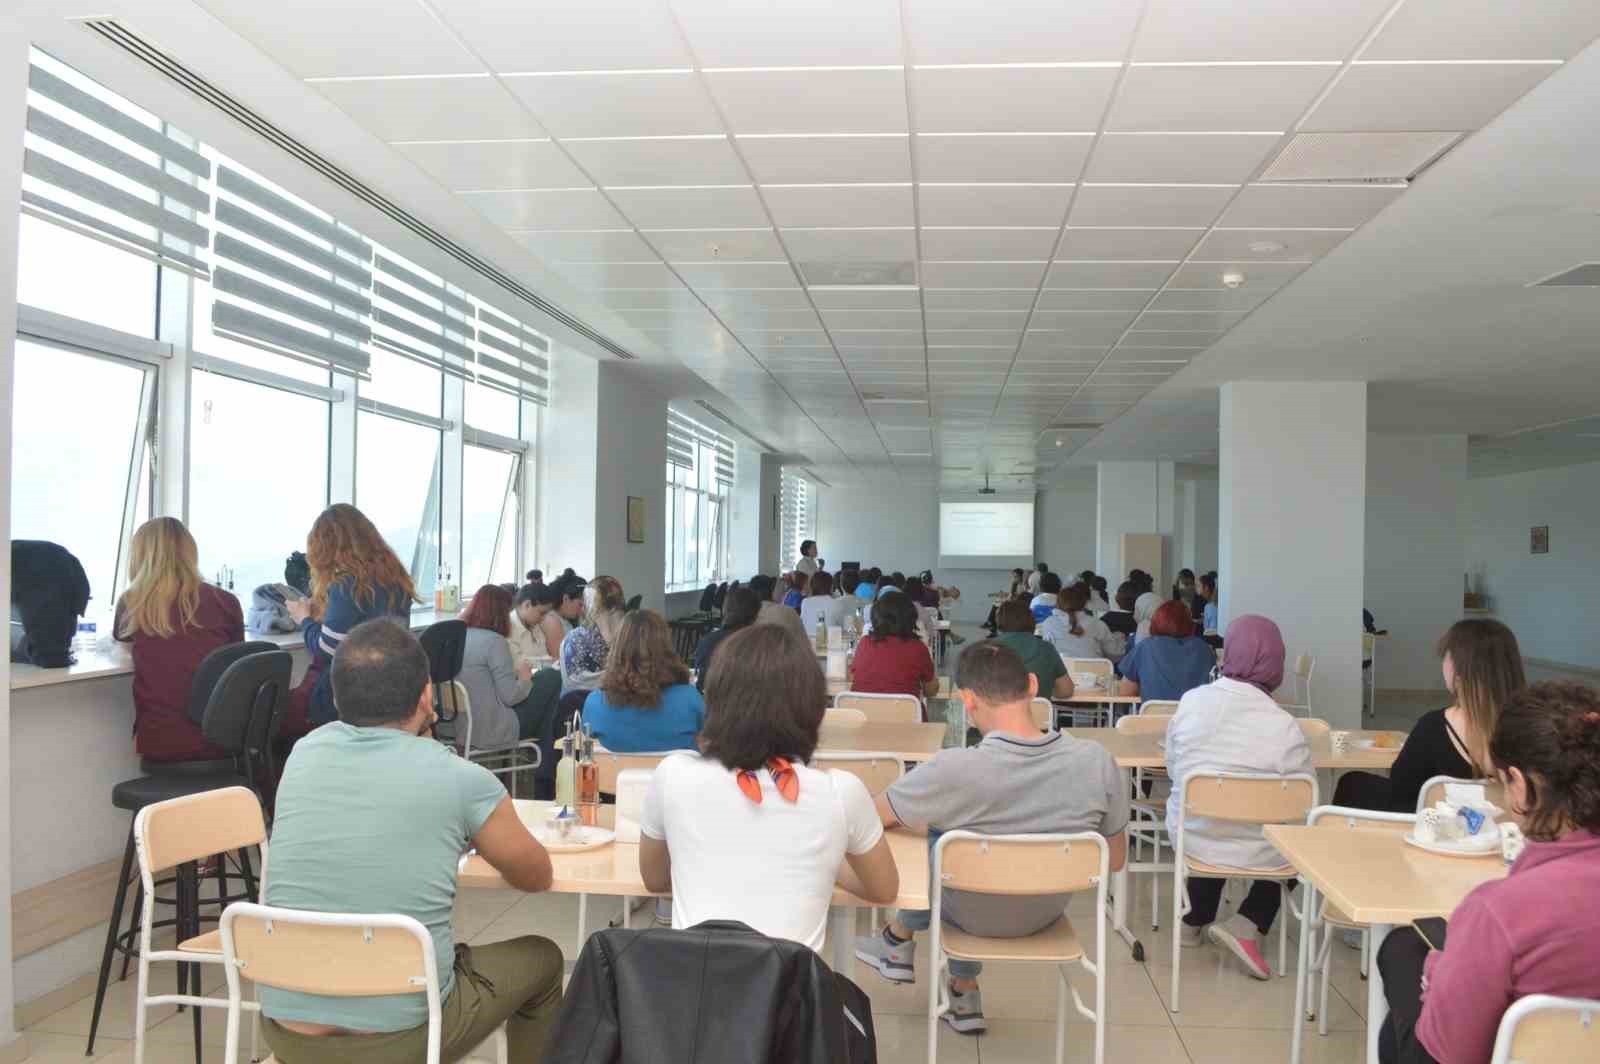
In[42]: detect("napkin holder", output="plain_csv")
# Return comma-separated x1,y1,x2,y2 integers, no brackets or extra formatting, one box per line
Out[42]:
613,769,651,843
826,649,848,680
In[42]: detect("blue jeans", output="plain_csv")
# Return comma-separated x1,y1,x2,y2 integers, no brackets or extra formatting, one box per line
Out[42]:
898,909,982,979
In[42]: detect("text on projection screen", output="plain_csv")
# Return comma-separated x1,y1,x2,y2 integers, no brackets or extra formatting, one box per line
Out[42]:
939,500,1034,569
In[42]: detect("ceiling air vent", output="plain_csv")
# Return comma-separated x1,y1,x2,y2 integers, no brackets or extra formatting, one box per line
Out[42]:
1531,263,1600,287
799,261,917,287
1258,132,1460,184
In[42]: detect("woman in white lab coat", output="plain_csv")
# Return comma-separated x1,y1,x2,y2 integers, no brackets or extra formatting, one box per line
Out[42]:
1164,614,1312,980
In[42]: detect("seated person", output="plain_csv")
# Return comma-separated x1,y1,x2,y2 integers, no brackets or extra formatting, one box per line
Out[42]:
1377,681,1600,1064
876,571,906,599
990,599,1074,700
458,584,559,747
1118,600,1216,703
537,578,584,661
782,571,808,610
1198,572,1219,633
855,568,880,601
1166,615,1312,980
851,591,939,705
262,619,561,1061
584,610,704,752
507,582,552,668
1132,590,1163,646
560,576,624,693
1087,575,1111,615
749,574,808,643
855,642,1128,1034
1040,583,1123,662
1099,580,1139,636
1028,571,1062,624
798,570,838,635
113,518,243,763
694,586,762,691
639,624,898,951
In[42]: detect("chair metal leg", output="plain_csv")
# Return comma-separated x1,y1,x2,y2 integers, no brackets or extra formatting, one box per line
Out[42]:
577,894,588,945
1278,884,1289,976
183,863,203,1064
1360,928,1370,980
120,881,144,982
1055,966,1068,1064
86,826,137,1055
1318,932,1333,1037
1170,870,1184,1013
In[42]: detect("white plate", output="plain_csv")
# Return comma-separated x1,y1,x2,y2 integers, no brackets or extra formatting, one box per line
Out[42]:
1402,832,1500,858
532,825,616,852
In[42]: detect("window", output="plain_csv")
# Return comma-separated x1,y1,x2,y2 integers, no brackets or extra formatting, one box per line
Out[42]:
461,445,520,590
664,412,733,592
781,469,813,573
15,215,157,338
10,338,155,611
187,370,330,595
356,411,441,599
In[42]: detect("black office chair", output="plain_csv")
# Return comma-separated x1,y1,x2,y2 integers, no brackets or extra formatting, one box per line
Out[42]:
624,594,643,613
419,619,468,729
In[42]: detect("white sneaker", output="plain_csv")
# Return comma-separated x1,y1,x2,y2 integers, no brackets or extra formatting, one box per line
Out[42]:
1179,923,1206,949
854,928,916,984
944,984,987,1035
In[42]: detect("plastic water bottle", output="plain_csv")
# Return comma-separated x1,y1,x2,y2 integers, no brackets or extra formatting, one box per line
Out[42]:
74,620,97,657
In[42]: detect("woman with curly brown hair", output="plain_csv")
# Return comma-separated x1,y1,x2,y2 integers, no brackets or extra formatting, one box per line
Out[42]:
580,609,703,753
285,503,416,734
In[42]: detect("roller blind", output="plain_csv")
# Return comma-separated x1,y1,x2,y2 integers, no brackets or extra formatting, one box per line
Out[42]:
668,411,734,485
781,469,810,572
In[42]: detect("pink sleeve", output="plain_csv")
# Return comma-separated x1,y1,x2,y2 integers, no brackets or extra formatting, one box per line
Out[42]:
1415,894,1515,1064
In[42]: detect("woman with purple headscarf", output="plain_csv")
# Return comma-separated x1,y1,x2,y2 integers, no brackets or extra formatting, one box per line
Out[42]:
1163,614,1314,981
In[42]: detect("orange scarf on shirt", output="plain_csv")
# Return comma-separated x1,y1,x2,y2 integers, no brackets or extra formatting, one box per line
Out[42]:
735,757,800,804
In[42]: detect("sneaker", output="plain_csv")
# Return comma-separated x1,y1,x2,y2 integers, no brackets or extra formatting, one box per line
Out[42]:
854,927,916,984
1207,915,1272,980
1179,923,1206,949
651,898,673,929
944,983,988,1034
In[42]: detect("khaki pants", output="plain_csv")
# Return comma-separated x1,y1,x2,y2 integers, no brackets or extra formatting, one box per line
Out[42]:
262,937,563,1064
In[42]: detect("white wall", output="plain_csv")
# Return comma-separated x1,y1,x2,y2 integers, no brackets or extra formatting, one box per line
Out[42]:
1096,460,1176,587
593,363,666,613
537,351,599,578
1365,434,1466,690
1466,459,1600,670
1175,466,1218,576
1036,467,1098,583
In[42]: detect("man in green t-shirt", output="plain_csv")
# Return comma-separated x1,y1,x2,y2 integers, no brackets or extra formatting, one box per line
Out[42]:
263,618,562,1063
991,598,1075,700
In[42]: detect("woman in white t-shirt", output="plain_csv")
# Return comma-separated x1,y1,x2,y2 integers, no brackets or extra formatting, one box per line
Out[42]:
640,624,899,952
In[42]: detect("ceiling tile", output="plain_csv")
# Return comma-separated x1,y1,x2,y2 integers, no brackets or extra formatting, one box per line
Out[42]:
810,288,925,310
393,139,587,190
705,69,909,135
703,288,816,310
199,0,482,77
923,309,1030,330
675,262,801,288
1025,324,1127,345
1364,1,1600,61
607,186,768,228
596,287,701,309
1121,330,1222,348
463,187,620,228
1085,133,1281,183
1134,0,1393,61
1166,260,1309,290
821,309,925,330
831,330,926,347
1036,289,1155,311
1045,261,1177,288
313,77,544,140
920,261,1048,287
1109,65,1337,132
673,0,903,66
719,309,825,330
564,137,745,186
431,0,692,71
516,229,655,261
1303,63,1558,133
1135,310,1246,332
1022,331,1120,352
502,72,721,137
903,0,1139,63
919,228,1060,260
922,289,1038,310
926,346,1016,361
839,346,925,361
1058,228,1201,259
645,228,785,262
1192,228,1349,261
737,135,911,184
762,185,915,227
925,329,1021,346
911,67,1117,133
1030,310,1138,331
916,184,1072,226
1220,183,1404,228
1069,184,1235,227
1106,345,1202,360
782,228,918,261
1146,288,1270,312
917,134,1093,182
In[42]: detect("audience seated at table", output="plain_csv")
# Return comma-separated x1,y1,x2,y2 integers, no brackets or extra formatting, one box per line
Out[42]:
1166,614,1313,980
560,575,624,693
1198,572,1219,633
1087,574,1111,615
535,577,584,662
748,574,809,643
782,571,808,610
799,571,845,634
693,586,762,690
507,582,552,669
856,567,880,601
638,624,898,950
1377,680,1600,1064
1040,583,1124,663
1099,580,1139,637
1028,571,1062,623
113,517,244,763
1335,619,1525,814
855,640,1127,1035
1118,600,1217,703
1027,563,1047,595
456,584,559,749
876,571,905,599
284,503,416,736
1171,567,1201,617
583,610,704,753
851,591,939,707
1131,590,1163,648
262,618,561,1062
991,599,1074,700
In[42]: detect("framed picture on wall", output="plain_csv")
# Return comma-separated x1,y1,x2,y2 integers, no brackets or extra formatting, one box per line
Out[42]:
1531,525,1549,554
627,496,646,544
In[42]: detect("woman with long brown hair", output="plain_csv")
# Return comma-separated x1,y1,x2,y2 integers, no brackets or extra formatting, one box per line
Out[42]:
114,517,243,762
284,503,416,734
456,584,561,749
582,609,703,753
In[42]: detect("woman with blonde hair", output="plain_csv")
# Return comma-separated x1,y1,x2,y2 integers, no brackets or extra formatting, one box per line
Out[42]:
114,517,243,762
284,503,417,734
582,609,704,753
559,575,625,693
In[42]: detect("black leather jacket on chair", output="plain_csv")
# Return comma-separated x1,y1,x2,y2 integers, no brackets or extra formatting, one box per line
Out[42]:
544,921,871,1063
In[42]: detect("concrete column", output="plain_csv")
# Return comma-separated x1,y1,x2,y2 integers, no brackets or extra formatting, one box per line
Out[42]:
1219,382,1367,727
757,453,783,575
537,350,599,577
1095,460,1175,586
726,441,763,579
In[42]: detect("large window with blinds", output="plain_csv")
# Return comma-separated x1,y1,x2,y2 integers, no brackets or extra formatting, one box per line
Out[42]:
664,411,734,592
781,469,815,574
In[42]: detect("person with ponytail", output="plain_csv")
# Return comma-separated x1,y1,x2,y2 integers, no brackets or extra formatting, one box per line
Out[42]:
1040,582,1123,662
1377,681,1600,1064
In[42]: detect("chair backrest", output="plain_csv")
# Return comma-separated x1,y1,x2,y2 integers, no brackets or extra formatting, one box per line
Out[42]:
204,648,292,758
592,749,669,794
185,640,279,729
1065,658,1113,683
813,753,905,794
1418,775,1507,813
221,902,435,999
625,594,643,612
1140,699,1179,716
1180,772,1318,825
1029,697,1056,731
1306,804,1415,836
136,786,268,875
934,830,1107,896
1116,714,1169,737
419,620,467,685
439,680,473,752
1298,718,1331,738
1296,653,1315,680
822,707,867,728
1490,994,1600,1064
834,691,920,723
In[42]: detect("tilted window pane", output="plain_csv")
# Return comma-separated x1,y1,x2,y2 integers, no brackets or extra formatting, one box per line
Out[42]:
462,445,516,590
356,411,440,599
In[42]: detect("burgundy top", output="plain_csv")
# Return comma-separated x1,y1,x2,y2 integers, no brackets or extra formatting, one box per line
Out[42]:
1418,829,1600,1063
116,583,243,762
850,635,935,706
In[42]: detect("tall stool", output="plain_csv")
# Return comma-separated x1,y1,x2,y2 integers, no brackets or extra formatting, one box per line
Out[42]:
86,646,290,1058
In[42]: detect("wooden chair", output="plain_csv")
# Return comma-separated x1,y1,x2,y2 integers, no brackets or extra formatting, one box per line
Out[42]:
1063,658,1115,727
813,752,906,795
1418,775,1507,813
1489,994,1600,1064
834,691,922,723
1030,697,1057,732
823,707,868,728
1297,718,1331,739
928,832,1109,1064
444,680,543,798
1275,654,1316,716
581,751,671,943
1139,700,1179,717
1115,714,1173,925
219,903,508,1064
1169,771,1318,1013
132,786,268,1064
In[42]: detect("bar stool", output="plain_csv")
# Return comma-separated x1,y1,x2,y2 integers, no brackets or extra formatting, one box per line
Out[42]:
86,645,290,1058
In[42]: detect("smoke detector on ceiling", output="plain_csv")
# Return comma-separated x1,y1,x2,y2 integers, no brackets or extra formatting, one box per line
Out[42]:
1221,272,1246,289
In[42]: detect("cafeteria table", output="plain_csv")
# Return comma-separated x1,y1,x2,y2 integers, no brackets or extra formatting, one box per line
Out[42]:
459,799,931,974
1265,824,1506,1064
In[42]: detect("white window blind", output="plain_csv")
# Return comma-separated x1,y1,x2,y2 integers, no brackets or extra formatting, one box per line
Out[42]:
667,410,733,485
781,469,810,573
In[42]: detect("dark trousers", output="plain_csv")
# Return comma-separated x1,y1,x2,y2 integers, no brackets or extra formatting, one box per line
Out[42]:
1378,928,1440,1064
515,667,563,740
1333,770,1393,811
1184,877,1294,935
